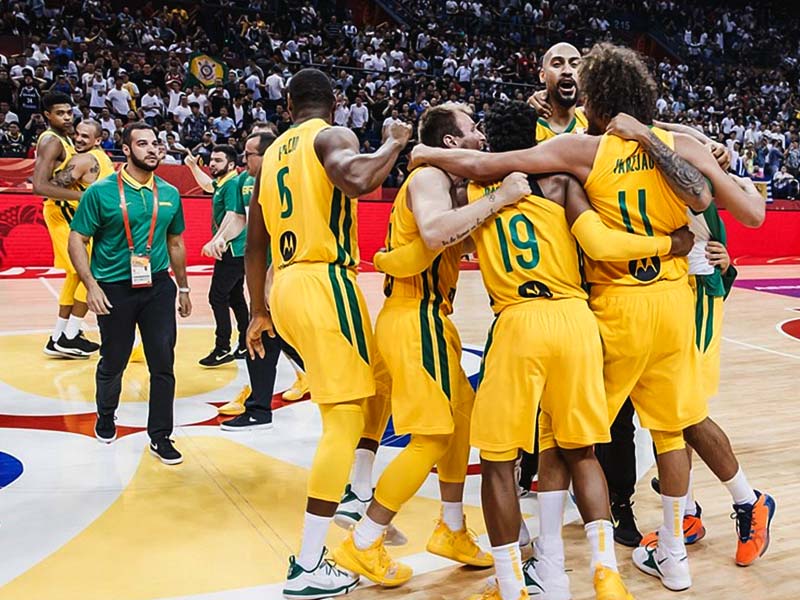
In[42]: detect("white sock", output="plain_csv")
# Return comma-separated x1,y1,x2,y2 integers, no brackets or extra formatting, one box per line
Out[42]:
297,512,332,571
537,490,567,563
351,449,375,500
353,514,387,550
659,494,687,556
723,467,758,506
584,519,617,572
52,317,68,341
491,542,525,600
442,501,464,532
684,470,697,516
64,315,84,340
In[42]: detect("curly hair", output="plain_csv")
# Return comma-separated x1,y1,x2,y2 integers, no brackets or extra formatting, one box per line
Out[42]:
578,43,657,128
484,100,538,152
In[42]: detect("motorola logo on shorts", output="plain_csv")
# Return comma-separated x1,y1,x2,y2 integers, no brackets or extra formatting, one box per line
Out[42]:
518,280,553,299
280,230,297,262
629,256,661,282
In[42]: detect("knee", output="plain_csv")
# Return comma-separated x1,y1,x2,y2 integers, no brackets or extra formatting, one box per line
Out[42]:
413,434,451,463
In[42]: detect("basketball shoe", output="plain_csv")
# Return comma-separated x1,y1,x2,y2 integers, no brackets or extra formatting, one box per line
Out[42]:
282,548,359,599
640,503,706,547
218,385,251,416
593,565,634,600
733,490,776,566
331,531,412,586
632,538,691,591
468,580,529,599
426,515,493,567
283,372,309,402
333,485,407,546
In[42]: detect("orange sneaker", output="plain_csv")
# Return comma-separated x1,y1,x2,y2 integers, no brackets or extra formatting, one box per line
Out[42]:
640,502,706,547
733,490,776,566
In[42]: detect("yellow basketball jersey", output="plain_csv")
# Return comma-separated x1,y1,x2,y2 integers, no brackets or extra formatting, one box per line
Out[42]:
260,118,359,270
467,180,587,313
535,107,588,144
39,129,76,204
383,169,461,315
582,127,689,287
83,147,115,190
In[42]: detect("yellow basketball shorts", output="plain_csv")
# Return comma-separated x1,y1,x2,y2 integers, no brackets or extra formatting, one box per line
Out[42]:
589,278,707,432
472,298,610,456
375,297,474,437
43,200,80,272
690,275,724,401
270,263,376,404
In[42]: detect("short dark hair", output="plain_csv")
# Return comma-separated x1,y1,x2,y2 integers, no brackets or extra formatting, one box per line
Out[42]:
122,121,157,146
579,43,657,126
484,101,538,152
211,144,238,163
287,68,335,111
246,131,276,154
42,92,72,112
418,102,472,148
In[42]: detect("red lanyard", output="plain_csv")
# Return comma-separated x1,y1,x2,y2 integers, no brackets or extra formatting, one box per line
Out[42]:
118,171,159,255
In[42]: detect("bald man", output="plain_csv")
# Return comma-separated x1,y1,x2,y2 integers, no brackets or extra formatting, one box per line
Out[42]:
532,43,588,143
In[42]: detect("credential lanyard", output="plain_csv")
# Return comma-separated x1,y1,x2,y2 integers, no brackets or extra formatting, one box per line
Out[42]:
118,171,158,255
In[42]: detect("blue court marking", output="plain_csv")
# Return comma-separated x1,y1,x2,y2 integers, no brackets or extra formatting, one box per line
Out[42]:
0,451,23,489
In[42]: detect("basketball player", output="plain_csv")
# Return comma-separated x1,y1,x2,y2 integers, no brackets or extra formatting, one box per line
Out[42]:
200,131,305,430
331,103,522,586
377,100,692,600
244,68,412,599
34,93,101,358
409,43,765,592
531,42,588,142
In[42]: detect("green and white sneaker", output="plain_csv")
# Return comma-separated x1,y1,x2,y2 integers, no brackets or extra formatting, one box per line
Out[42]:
282,548,359,599
632,540,691,591
333,484,367,529
524,541,571,599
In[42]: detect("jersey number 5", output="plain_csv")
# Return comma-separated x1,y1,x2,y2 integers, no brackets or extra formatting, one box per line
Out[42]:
277,166,293,218
495,214,540,272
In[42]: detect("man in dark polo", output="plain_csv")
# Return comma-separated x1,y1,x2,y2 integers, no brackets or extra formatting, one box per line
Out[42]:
68,122,192,465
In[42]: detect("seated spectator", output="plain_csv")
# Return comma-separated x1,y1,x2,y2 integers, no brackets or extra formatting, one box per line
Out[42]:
773,166,799,200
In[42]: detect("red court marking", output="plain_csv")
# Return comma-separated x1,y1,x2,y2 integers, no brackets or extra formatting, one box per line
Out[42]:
780,319,800,341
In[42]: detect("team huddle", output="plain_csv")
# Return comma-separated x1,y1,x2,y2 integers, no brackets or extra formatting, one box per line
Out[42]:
33,38,774,600
249,42,773,600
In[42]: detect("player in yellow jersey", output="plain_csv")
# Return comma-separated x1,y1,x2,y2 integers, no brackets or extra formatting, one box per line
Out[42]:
244,68,411,600
34,93,104,358
409,43,761,593
332,103,528,586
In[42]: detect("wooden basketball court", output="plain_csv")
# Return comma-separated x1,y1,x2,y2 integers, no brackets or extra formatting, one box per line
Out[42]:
0,263,797,600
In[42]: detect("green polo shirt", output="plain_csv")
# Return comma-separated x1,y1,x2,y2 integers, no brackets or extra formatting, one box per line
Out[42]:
238,170,255,207
70,169,185,283
212,169,247,257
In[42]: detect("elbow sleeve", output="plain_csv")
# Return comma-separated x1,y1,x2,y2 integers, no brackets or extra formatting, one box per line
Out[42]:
571,211,671,261
373,238,439,278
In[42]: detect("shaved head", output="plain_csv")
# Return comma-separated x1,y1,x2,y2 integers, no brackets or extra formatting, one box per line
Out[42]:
540,42,582,108
542,43,580,66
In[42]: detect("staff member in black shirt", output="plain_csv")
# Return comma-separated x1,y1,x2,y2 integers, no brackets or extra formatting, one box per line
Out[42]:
68,122,192,465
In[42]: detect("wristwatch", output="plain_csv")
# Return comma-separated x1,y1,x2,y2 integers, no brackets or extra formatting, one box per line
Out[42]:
178,287,191,293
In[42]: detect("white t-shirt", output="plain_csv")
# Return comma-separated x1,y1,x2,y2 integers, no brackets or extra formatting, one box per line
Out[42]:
141,93,164,118
187,92,209,114
265,73,285,100
99,116,116,135
172,104,192,124
349,104,369,128
89,77,108,108
245,74,262,100
167,89,184,113
107,88,131,115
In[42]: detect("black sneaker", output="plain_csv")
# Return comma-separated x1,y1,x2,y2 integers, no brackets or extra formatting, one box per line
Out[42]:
220,411,273,431
232,346,248,360
198,348,234,367
53,333,94,358
611,500,643,547
43,337,72,358
95,413,117,443
77,331,100,353
149,438,183,465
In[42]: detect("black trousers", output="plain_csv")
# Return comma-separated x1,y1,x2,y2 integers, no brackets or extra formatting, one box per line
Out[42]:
244,331,304,416
209,250,249,351
595,397,638,503
96,271,177,442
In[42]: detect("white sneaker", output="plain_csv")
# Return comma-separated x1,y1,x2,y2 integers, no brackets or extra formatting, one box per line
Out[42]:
333,484,367,529
519,518,532,548
632,540,692,591
525,541,571,600
283,549,359,599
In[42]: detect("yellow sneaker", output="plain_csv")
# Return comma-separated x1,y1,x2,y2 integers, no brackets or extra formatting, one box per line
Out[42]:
468,581,529,599
129,343,145,363
594,565,635,600
331,531,412,587
426,517,493,568
218,385,251,416
282,372,309,402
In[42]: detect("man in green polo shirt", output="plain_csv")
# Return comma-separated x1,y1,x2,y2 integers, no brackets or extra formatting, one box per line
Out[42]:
67,121,192,466
187,144,250,367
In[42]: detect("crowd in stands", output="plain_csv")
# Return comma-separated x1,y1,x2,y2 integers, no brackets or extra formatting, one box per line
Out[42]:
0,0,797,194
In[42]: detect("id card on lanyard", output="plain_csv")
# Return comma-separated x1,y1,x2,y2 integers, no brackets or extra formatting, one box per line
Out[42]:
118,172,159,288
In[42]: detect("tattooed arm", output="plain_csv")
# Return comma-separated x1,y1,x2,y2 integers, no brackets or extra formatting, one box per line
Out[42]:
606,113,712,212
49,153,98,190
410,167,531,251
32,135,83,202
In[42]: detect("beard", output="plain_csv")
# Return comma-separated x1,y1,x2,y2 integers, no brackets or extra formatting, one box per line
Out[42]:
552,88,578,108
130,150,159,172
